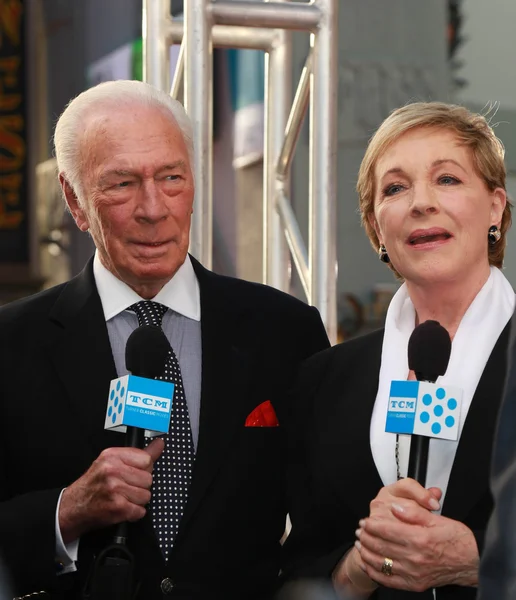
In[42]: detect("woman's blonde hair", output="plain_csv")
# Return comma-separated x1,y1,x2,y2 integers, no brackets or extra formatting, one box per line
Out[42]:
357,102,511,275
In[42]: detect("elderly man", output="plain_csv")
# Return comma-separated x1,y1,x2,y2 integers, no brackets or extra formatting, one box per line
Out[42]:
0,80,329,600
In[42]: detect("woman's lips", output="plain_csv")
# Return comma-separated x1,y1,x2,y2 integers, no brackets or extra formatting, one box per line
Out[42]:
407,228,453,247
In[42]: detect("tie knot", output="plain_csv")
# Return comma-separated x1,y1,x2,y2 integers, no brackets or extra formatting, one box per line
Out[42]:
130,301,168,327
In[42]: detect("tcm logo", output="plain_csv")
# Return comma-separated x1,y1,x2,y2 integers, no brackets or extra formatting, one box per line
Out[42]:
128,394,171,412
388,398,416,412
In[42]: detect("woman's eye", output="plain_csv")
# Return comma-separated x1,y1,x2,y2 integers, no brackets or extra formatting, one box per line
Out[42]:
439,175,460,185
384,184,405,196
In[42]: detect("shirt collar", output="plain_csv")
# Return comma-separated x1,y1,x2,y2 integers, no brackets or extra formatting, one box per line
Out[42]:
93,252,201,322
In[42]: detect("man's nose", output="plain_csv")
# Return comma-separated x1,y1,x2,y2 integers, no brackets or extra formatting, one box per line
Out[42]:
136,181,169,223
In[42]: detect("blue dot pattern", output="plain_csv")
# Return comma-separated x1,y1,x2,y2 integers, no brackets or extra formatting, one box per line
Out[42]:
432,423,441,435
130,300,194,562
445,416,455,428
418,386,459,433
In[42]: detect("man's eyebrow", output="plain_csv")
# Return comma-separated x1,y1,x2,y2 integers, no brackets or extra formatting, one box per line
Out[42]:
98,161,188,184
156,161,188,174
98,169,135,184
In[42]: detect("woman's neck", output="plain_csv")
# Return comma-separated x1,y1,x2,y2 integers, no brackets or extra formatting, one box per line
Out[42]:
406,265,491,340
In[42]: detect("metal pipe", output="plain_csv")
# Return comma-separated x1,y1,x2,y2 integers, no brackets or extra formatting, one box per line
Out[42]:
263,21,291,292
170,39,184,100
142,0,338,340
143,0,171,90
168,21,275,50
309,0,338,343
276,50,312,181
209,1,321,32
184,0,213,268
276,191,310,299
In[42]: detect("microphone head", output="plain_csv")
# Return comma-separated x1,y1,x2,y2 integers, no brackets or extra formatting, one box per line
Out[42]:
125,325,170,379
408,320,451,383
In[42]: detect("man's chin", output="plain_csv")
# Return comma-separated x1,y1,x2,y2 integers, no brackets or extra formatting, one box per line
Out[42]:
129,256,185,282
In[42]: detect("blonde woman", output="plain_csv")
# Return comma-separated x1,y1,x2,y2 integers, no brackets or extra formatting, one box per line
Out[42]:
283,103,515,600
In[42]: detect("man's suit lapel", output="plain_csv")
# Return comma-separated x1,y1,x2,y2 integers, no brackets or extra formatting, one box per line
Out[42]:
47,260,121,457
443,322,511,521
315,332,385,517
176,259,250,535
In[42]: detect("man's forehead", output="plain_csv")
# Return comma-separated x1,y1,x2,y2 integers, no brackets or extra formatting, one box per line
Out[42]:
82,102,181,139
80,106,188,169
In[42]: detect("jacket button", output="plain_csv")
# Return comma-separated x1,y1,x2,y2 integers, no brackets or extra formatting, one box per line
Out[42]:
161,578,175,595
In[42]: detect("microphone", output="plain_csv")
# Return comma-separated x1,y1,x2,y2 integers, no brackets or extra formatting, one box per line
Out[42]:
110,325,171,545
407,320,452,484
83,325,174,600
124,325,171,448
104,325,174,443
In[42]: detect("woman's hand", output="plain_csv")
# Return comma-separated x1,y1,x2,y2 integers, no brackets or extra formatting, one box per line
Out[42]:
355,479,479,592
333,547,378,598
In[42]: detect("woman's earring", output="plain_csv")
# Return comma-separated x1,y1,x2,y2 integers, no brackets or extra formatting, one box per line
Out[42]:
378,244,390,263
488,225,501,246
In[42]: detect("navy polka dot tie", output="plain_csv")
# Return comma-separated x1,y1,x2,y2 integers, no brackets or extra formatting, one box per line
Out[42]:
130,300,195,560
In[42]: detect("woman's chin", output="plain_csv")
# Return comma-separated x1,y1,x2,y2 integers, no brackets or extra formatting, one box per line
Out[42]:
401,261,470,288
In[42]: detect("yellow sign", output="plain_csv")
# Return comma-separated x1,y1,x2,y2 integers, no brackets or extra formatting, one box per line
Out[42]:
0,0,24,231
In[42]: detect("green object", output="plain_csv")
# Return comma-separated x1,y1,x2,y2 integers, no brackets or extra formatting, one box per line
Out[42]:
131,38,143,81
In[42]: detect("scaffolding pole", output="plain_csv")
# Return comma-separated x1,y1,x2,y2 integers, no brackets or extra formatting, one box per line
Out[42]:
143,0,338,343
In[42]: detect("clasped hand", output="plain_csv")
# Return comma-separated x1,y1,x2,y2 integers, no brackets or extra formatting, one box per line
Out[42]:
58,438,165,543
336,478,479,596
353,478,479,592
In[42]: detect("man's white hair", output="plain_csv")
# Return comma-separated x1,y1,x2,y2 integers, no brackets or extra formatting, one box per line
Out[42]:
53,79,194,200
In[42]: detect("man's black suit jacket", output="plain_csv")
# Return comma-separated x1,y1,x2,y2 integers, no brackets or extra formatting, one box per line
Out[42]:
478,313,516,600
0,257,329,600
282,325,510,600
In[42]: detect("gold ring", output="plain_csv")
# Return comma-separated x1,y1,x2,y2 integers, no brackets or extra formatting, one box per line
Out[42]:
381,557,394,576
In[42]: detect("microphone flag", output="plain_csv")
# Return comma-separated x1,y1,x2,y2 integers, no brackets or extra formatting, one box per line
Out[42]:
385,380,462,441
104,375,174,437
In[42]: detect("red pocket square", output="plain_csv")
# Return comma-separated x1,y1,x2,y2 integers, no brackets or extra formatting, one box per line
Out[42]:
245,400,279,427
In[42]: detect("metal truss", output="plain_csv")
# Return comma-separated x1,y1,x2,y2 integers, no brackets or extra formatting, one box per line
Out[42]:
143,0,338,342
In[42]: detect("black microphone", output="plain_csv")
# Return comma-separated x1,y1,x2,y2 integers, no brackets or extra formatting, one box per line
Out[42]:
406,320,452,485
83,326,171,600
113,325,170,544
123,325,170,449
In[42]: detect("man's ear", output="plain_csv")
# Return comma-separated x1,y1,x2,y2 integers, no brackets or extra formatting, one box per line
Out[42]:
60,174,89,232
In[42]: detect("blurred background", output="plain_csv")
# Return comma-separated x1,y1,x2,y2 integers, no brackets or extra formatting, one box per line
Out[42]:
1,0,515,342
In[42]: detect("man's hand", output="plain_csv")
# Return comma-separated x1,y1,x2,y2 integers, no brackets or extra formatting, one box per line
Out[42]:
59,438,165,543
355,479,479,591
